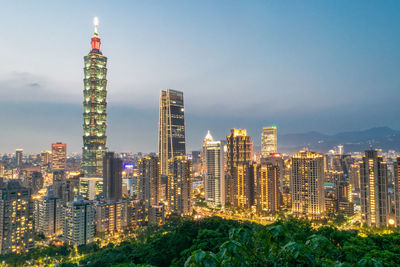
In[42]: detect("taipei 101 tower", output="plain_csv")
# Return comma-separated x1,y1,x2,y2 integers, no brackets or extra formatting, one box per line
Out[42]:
81,17,108,177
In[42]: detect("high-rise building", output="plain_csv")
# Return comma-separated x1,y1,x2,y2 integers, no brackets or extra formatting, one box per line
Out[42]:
394,157,400,226
52,142,67,171
158,89,186,176
167,156,192,215
360,150,388,227
204,139,225,208
255,163,280,212
103,152,122,202
15,149,23,167
126,199,145,228
0,181,34,254
82,17,108,177
137,156,160,209
261,126,277,158
226,129,253,205
149,203,165,225
63,195,95,246
234,163,255,208
291,151,325,219
34,190,63,238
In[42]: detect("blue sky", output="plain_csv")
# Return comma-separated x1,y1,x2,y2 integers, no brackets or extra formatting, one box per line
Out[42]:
0,1,399,154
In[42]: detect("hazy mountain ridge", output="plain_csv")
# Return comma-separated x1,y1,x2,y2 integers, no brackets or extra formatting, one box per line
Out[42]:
275,127,400,153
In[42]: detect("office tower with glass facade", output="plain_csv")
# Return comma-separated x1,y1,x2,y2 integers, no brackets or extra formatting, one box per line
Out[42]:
291,151,325,219
226,129,253,205
63,196,95,246
79,177,103,200
255,163,280,212
51,142,67,171
204,139,225,208
103,152,122,202
261,126,277,158
167,156,192,215
158,89,186,176
82,18,108,177
360,150,388,227
0,181,34,254
138,156,160,209
16,149,23,167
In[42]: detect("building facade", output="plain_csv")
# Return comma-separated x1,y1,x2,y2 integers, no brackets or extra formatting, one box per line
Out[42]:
167,156,192,215
291,151,325,219
52,142,67,171
0,181,34,254
158,89,186,176
82,20,108,177
261,126,277,158
360,150,388,227
103,152,122,202
63,196,95,246
255,163,280,212
204,140,225,208
35,190,63,238
226,129,253,205
138,156,160,209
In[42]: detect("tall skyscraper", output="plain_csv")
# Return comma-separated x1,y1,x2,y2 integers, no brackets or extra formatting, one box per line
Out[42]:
261,126,277,158
291,151,325,219
51,142,67,171
255,163,280,212
82,17,108,177
138,156,160,209
103,152,122,202
360,150,388,227
0,181,34,254
15,149,23,167
204,137,225,208
63,196,95,246
168,156,192,215
158,89,186,176
226,129,253,205
394,157,400,226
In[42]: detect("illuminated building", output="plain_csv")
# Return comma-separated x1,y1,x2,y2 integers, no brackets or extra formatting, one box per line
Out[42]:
51,142,67,171
255,163,280,212
226,129,253,205
395,157,400,226
360,150,388,227
52,172,79,203
103,152,122,201
291,151,325,219
201,130,214,175
95,201,125,233
63,195,95,246
158,89,186,176
40,150,51,172
261,126,277,157
204,139,225,208
149,203,165,225
34,190,63,238
137,156,160,209
167,156,192,215
126,199,145,228
24,172,43,195
82,17,108,177
0,181,34,254
79,177,103,200
233,163,255,208
16,149,23,167
350,163,361,192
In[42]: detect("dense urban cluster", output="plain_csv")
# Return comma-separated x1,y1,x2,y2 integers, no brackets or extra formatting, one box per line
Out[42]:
0,18,398,266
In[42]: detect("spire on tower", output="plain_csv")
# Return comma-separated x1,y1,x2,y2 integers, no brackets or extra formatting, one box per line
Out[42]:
91,17,101,51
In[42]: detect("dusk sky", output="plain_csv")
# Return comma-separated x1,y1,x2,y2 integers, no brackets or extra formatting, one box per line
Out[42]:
0,1,399,154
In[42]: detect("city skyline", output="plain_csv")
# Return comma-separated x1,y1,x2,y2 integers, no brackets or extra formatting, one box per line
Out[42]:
0,1,400,154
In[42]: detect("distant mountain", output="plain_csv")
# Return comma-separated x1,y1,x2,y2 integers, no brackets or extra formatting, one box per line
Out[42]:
277,127,400,153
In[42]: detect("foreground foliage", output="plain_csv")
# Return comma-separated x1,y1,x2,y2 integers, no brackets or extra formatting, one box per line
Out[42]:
0,216,399,266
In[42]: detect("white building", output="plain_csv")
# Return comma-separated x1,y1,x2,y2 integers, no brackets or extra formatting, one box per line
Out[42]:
261,126,277,157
